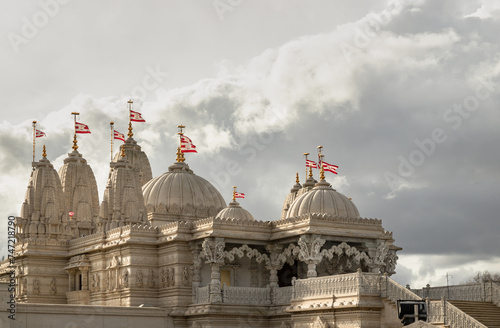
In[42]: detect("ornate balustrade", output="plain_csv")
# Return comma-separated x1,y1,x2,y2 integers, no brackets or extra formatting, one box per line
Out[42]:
427,300,445,324
379,274,421,303
195,286,210,304
292,271,380,300
446,302,488,328
273,286,293,305
414,282,500,303
222,285,271,305
492,283,500,306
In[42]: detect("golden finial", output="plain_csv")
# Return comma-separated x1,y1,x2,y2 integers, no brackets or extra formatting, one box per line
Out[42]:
176,147,185,163
232,186,237,202
128,121,133,138
320,165,325,180
120,146,126,158
308,166,313,178
42,145,47,158
296,172,300,183
72,134,78,151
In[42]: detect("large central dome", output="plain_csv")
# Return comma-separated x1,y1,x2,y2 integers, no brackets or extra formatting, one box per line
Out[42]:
142,162,226,223
286,179,360,219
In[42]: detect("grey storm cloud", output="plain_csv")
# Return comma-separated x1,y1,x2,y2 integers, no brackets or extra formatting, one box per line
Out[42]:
0,0,499,286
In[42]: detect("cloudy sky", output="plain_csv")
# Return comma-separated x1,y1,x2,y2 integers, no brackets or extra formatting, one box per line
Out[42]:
1,0,499,288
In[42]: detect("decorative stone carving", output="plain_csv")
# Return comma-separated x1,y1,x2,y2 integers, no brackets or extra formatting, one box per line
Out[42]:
182,266,190,286
33,278,40,295
50,278,56,295
136,269,143,288
147,269,155,288
297,236,326,278
22,278,27,295
122,269,129,288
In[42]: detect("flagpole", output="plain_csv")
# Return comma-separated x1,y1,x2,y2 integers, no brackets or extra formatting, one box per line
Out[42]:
317,146,325,180
110,122,114,161
71,112,79,151
127,100,133,138
32,121,36,165
232,186,236,202
303,152,309,181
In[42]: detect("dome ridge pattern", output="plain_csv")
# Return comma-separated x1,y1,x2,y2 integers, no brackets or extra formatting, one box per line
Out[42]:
286,179,360,219
142,162,226,223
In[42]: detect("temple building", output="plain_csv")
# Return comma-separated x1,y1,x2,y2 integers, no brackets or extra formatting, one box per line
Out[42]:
1,121,498,328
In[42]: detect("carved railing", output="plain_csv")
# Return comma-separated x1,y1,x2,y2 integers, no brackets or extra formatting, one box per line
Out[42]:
222,285,270,305
492,282,500,306
273,286,293,305
380,274,421,303
446,302,488,328
292,271,380,299
427,300,445,324
195,286,210,304
413,284,484,301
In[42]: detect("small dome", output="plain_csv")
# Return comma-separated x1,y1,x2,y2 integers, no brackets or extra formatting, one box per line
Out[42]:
286,179,360,219
142,162,226,220
216,201,255,221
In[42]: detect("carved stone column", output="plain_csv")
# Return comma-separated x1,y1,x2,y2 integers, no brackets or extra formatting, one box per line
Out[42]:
81,267,89,291
266,244,282,288
190,243,202,303
201,237,225,303
210,263,222,303
68,269,75,291
297,235,325,278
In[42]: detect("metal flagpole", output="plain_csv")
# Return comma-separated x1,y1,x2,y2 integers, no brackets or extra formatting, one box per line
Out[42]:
32,121,36,166
303,152,309,181
317,146,325,180
110,122,114,161
127,100,133,138
71,112,79,151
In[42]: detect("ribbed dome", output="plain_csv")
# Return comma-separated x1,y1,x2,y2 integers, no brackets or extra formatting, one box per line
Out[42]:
142,162,226,220
216,201,255,221
286,179,360,219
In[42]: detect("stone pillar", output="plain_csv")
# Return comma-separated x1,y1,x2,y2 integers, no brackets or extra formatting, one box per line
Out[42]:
297,235,325,278
68,269,75,291
266,244,282,288
190,244,202,303
210,263,222,303
201,238,225,304
81,267,89,291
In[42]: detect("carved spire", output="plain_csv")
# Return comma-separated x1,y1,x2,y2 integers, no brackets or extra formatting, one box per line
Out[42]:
100,150,147,231
17,152,70,241
58,147,99,236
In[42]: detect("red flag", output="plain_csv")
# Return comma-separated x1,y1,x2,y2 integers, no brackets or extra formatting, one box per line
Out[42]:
306,159,318,168
322,161,338,174
130,110,146,122
180,135,197,153
113,130,126,142
75,122,91,134
35,129,46,138
234,192,245,199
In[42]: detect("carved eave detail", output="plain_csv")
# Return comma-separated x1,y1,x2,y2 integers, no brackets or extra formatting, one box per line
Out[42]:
190,217,272,241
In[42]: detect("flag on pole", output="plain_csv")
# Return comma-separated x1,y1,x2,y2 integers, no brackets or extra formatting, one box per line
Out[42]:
113,130,126,142
130,110,146,122
180,135,197,153
234,192,245,199
306,159,318,168
322,161,338,174
75,122,91,134
35,129,46,138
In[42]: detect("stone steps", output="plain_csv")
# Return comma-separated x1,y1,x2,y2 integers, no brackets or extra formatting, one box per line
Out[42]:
448,301,500,328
